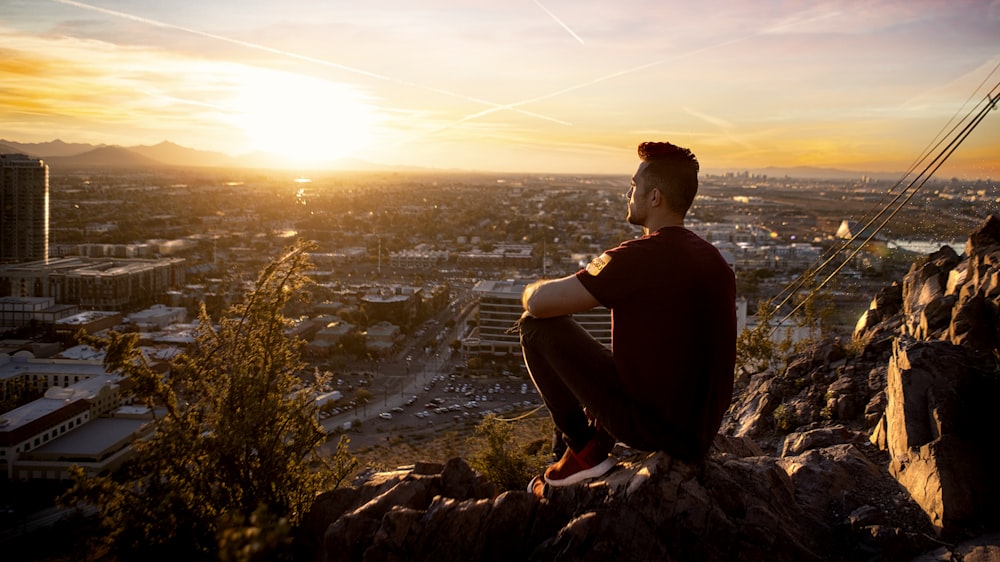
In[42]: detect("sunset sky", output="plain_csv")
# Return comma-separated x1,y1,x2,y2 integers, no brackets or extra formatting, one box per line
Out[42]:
2,0,998,176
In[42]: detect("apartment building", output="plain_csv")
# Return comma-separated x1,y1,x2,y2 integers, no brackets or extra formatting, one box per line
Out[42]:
0,256,185,311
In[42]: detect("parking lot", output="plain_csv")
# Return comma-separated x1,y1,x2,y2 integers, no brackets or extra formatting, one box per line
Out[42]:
390,375,539,422
323,368,543,451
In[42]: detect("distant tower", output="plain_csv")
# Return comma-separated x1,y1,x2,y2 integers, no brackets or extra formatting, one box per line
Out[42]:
0,153,49,263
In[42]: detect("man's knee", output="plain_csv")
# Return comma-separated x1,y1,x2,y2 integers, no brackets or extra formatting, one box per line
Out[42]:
518,315,567,348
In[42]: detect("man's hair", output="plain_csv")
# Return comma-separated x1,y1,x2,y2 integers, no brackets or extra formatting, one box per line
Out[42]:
637,141,699,215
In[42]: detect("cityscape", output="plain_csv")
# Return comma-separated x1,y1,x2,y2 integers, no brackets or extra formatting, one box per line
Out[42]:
0,148,997,553
2,1,998,558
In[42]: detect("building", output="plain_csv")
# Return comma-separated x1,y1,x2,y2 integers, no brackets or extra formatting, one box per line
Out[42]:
0,154,48,264
364,320,400,354
389,247,450,269
0,352,148,480
468,280,611,356
0,296,79,332
124,304,187,330
362,286,419,329
456,245,535,271
52,310,123,343
306,319,356,356
0,256,185,311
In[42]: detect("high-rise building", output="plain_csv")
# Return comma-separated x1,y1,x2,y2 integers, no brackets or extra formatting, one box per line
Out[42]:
1,153,49,263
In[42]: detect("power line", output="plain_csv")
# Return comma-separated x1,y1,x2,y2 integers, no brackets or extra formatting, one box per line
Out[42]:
768,78,1000,335
770,61,1000,316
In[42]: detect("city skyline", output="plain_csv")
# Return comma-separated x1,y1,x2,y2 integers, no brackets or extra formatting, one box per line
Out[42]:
1,0,998,176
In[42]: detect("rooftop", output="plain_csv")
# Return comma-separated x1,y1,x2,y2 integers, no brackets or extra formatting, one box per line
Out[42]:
24,417,148,457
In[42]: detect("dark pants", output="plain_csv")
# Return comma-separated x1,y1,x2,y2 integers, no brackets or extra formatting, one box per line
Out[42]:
519,315,662,453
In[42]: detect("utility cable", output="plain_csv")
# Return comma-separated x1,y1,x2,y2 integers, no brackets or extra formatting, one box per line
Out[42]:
768,62,1000,316
769,81,999,335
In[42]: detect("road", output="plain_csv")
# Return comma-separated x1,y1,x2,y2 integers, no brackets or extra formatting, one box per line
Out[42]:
320,294,481,445
318,294,544,452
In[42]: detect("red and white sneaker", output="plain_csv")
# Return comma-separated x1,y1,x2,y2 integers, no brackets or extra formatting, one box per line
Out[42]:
543,434,616,487
528,474,547,498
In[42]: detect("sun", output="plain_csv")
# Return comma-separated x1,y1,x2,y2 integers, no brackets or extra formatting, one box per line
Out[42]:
231,70,378,166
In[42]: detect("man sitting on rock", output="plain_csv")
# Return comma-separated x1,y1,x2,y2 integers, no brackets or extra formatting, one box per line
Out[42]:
518,141,737,493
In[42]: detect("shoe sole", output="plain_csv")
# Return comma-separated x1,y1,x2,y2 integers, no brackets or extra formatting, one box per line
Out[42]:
544,456,617,487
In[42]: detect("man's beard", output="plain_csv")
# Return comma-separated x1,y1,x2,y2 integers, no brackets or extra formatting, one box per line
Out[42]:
626,207,642,226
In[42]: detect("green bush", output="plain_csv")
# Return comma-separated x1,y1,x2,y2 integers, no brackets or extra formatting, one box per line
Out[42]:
772,403,796,433
467,415,548,491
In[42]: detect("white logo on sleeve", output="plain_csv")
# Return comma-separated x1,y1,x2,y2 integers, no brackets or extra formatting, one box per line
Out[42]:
586,253,612,276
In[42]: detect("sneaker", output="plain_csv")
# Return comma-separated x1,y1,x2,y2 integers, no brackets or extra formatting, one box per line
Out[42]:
528,474,547,498
543,434,616,487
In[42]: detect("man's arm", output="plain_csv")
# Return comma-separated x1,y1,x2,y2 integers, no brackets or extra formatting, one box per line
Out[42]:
522,274,600,318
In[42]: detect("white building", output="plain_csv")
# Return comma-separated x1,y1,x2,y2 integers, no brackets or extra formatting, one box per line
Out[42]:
0,353,147,480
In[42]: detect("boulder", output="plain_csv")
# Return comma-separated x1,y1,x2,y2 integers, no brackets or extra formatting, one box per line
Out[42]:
878,337,1000,538
781,425,857,456
902,246,960,317
950,293,998,352
854,282,903,337
965,214,1000,256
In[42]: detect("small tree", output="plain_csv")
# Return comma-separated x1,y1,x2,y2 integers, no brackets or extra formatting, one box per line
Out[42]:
736,301,778,375
467,414,548,491
61,242,357,560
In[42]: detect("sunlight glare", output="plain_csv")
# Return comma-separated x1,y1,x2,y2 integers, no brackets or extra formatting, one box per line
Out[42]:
231,71,378,166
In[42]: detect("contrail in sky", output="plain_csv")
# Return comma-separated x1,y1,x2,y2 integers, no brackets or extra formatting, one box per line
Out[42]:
532,0,585,44
49,0,571,126
446,8,846,130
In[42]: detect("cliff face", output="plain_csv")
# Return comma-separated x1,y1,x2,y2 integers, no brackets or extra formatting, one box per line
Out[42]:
306,216,1000,562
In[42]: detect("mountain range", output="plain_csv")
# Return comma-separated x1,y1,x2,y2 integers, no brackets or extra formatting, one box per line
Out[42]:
1,138,905,179
1,139,234,168
0,139,390,171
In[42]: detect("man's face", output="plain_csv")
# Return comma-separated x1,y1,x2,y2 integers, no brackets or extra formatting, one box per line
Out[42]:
626,162,651,226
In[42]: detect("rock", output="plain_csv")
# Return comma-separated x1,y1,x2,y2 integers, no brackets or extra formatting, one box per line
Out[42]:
880,337,1000,538
712,433,766,458
863,390,887,427
313,444,943,562
914,293,956,340
902,246,961,317
966,214,1000,256
781,425,856,456
950,293,998,352
776,444,883,517
855,282,903,339
728,372,781,438
826,373,863,420
847,504,883,528
910,532,1000,562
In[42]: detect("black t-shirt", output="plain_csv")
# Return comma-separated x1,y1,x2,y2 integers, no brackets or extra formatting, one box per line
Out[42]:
576,226,736,458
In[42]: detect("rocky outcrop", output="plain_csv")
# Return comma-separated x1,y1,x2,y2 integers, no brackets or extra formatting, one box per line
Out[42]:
303,439,935,562
871,338,999,538
309,216,1000,562
861,215,1000,539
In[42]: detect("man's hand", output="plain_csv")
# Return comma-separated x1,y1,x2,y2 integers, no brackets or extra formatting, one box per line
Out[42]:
522,274,600,318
